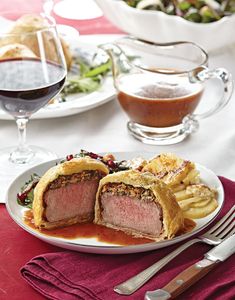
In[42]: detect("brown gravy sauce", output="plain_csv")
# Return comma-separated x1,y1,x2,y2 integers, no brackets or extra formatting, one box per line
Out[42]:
24,211,196,246
24,210,152,246
177,218,197,236
117,73,203,128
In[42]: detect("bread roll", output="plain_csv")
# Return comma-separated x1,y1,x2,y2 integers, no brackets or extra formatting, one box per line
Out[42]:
1,14,72,69
0,43,36,59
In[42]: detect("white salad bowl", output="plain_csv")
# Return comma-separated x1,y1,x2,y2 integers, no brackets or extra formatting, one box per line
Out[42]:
95,0,235,51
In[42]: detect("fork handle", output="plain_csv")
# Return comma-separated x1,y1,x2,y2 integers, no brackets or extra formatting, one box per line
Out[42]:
114,238,200,295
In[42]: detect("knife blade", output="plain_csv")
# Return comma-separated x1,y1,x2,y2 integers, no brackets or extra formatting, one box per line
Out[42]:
145,234,235,300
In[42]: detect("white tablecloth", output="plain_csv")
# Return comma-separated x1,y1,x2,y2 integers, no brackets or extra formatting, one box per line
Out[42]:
1,41,235,201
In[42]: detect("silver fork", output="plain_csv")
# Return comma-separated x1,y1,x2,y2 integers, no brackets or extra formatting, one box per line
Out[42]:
114,205,235,295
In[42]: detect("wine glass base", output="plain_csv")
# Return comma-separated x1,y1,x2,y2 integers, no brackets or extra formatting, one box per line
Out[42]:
0,146,57,203
127,121,190,145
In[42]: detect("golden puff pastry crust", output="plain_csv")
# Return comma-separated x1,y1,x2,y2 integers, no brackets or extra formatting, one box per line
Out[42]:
33,157,109,229
95,170,184,241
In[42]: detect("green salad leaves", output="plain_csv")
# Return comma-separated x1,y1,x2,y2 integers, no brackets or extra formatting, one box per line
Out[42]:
60,54,111,99
124,0,235,23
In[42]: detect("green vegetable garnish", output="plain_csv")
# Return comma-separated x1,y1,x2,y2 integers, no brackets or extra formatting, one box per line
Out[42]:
17,173,41,208
62,77,101,95
60,55,111,99
84,60,111,78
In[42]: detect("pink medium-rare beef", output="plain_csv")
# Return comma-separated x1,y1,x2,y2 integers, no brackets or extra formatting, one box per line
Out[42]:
99,182,163,237
100,194,163,236
43,170,104,223
44,180,99,222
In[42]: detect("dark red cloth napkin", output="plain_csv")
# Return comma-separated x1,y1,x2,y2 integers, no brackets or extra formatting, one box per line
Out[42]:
21,177,235,300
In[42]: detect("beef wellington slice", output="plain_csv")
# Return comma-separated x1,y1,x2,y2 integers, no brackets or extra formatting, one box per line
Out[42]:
33,157,109,229
95,170,184,241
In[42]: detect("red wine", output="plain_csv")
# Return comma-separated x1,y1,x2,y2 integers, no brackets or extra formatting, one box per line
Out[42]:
0,58,66,117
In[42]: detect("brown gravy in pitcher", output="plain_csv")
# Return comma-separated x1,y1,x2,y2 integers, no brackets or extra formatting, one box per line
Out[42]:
117,73,203,127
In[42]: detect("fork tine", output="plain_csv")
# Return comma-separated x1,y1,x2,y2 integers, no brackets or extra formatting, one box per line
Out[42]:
217,221,235,239
212,212,234,236
225,227,235,238
207,205,235,234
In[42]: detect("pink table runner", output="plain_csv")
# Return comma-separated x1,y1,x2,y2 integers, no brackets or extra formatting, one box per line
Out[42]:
0,0,123,35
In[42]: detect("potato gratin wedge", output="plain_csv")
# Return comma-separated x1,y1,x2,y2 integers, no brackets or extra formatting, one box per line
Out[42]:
142,153,218,219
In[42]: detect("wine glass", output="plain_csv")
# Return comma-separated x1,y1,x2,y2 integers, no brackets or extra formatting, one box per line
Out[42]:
0,12,67,170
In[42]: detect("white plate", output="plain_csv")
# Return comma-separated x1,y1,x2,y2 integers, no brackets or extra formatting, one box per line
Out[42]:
0,34,122,120
6,152,224,254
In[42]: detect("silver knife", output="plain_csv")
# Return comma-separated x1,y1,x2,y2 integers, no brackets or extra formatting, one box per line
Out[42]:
145,234,235,300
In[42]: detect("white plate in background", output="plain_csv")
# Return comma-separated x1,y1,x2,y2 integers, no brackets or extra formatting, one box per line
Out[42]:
6,152,224,254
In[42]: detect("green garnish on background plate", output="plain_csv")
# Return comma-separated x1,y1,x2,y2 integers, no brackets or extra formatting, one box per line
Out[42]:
60,51,111,100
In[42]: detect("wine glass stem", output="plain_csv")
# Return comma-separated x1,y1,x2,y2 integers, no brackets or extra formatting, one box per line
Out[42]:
9,118,34,164
17,118,28,150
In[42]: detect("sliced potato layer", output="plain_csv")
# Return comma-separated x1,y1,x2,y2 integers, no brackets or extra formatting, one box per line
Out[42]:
175,184,218,219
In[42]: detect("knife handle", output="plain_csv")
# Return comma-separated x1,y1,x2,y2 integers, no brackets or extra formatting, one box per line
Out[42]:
162,260,217,299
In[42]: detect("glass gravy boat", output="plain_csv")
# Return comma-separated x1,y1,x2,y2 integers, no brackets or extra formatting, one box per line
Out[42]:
100,37,233,145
